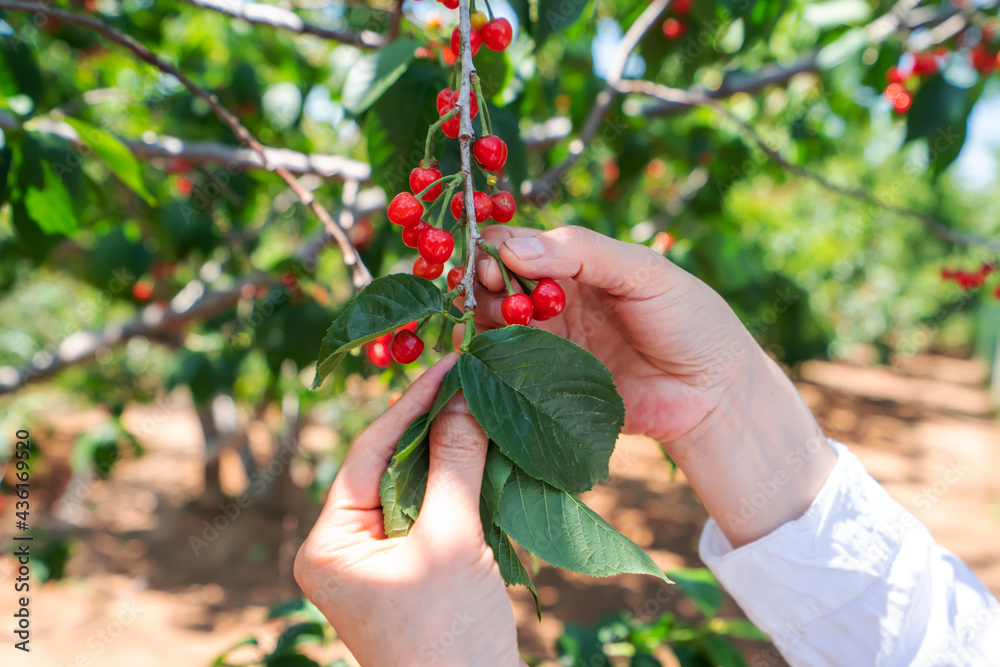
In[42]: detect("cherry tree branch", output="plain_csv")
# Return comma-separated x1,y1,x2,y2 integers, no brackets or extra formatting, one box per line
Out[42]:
0,278,266,395
457,0,480,312
613,79,1000,254
178,0,384,48
0,111,373,182
0,1,372,287
522,0,670,205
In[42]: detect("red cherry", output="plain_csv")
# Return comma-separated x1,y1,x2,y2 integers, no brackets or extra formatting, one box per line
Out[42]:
673,0,691,14
994,284,1000,300
530,279,565,320
418,227,455,264
884,83,905,101
366,341,392,368
450,191,493,222
436,87,453,115
413,257,444,280
441,46,457,66
410,166,443,201
480,18,513,51
490,191,516,223
177,177,193,196
397,321,419,332
473,135,508,171
132,281,153,301
450,193,465,220
439,0,459,8
885,66,906,84
442,116,460,138
971,45,996,74
501,293,533,326
388,192,423,226
402,220,429,248
662,18,685,39
911,52,938,76
450,27,482,57
892,91,912,114
445,89,479,117
447,266,466,290
390,330,424,364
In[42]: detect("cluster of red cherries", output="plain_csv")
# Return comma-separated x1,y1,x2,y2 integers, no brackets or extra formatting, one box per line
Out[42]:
884,26,999,114
660,0,691,41
941,262,1000,298
372,8,566,367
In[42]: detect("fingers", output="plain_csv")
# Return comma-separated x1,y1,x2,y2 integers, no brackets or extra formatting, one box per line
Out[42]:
483,225,669,299
413,393,489,543
324,353,459,513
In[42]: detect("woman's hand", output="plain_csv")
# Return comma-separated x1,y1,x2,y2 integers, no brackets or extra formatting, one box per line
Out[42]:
471,225,755,444
294,355,520,666
471,225,836,547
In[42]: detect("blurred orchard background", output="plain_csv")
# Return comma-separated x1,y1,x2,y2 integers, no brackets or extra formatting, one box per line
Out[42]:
1,0,999,664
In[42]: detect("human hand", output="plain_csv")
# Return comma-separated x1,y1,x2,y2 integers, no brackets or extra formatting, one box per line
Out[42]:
294,355,521,666
470,225,835,547
470,225,756,445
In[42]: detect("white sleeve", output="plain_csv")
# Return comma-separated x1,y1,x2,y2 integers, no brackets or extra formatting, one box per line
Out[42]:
698,439,1000,667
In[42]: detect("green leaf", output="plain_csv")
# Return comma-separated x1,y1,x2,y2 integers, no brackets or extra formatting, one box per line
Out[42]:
272,622,326,656
666,567,723,619
378,366,462,537
459,326,624,494
535,0,592,45
313,274,443,388
24,162,78,236
342,40,420,114
497,466,668,581
481,446,514,521
0,143,12,209
706,617,769,641
64,117,156,205
364,64,448,195
905,75,972,172
379,414,430,537
698,635,748,667
484,519,539,618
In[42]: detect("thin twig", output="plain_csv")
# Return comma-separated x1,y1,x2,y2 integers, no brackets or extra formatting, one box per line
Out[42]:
613,79,1000,254
522,0,670,204
0,1,372,287
179,0,384,48
0,278,266,395
457,0,480,312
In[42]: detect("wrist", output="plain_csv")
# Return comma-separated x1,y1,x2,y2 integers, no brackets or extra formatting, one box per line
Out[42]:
666,345,836,547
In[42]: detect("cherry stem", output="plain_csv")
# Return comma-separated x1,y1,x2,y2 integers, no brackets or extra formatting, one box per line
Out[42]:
482,0,495,21
472,74,492,136
424,108,458,166
460,311,476,352
436,175,465,228
474,162,495,183
479,241,516,296
433,318,449,353
416,173,462,215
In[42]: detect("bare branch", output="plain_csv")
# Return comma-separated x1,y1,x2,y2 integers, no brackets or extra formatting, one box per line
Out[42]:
0,278,266,395
613,79,1000,254
0,111,373,182
178,0,384,48
522,0,670,204
457,0,480,312
0,1,372,287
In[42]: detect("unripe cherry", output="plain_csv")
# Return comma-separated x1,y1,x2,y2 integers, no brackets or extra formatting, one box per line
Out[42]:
470,11,488,29
388,192,423,226
473,135,508,171
480,18,513,51
402,220,429,248
410,166,443,201
490,191,515,223
417,227,455,264
390,330,424,364
530,279,566,320
501,293,533,326
413,257,444,280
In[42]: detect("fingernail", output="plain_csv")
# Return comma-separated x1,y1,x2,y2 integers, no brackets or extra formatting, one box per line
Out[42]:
503,237,545,260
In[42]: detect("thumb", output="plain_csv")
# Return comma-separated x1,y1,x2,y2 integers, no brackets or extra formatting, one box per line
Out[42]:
414,393,488,540
497,225,669,299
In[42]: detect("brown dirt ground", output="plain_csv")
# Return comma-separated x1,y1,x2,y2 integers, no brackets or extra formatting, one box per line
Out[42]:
1,353,998,666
